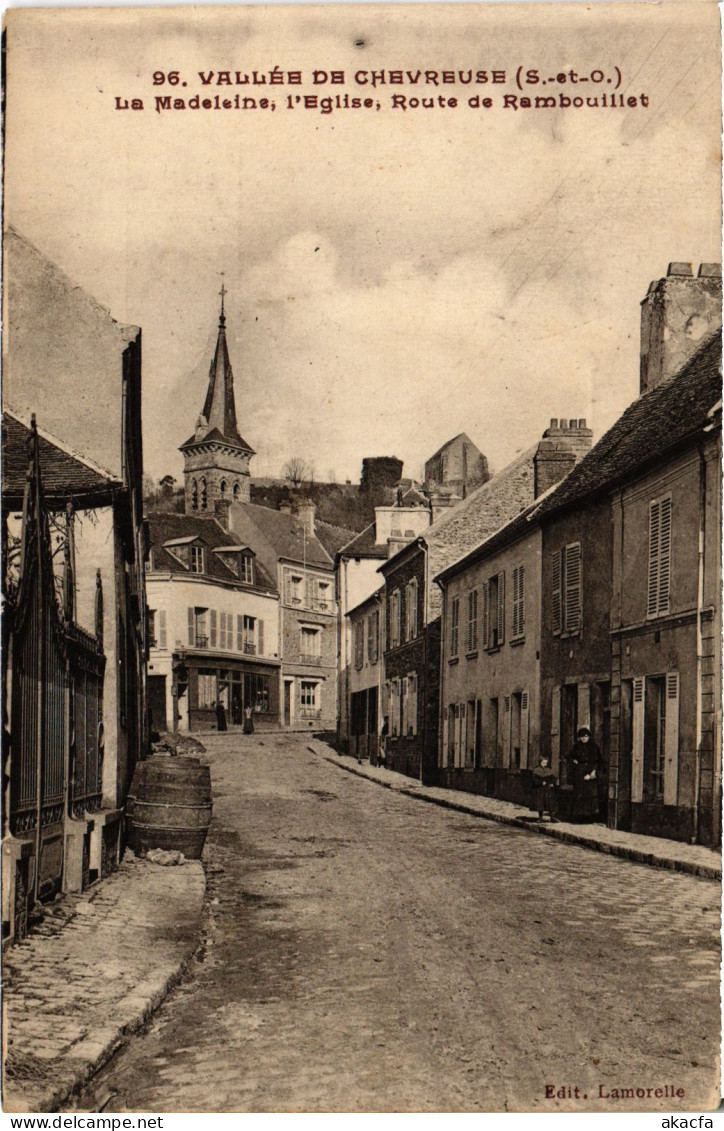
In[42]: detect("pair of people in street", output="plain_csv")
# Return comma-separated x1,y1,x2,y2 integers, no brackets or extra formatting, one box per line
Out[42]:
214,700,254,734
529,727,603,823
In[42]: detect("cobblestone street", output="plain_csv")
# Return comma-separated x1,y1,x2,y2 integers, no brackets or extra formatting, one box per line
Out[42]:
72,733,720,1114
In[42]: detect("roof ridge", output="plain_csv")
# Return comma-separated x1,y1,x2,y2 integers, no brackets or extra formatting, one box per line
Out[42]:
4,405,121,484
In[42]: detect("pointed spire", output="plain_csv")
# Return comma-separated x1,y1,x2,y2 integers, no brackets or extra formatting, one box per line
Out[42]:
200,283,244,447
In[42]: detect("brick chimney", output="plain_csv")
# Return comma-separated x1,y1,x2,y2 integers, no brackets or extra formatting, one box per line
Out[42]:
534,417,593,498
640,262,722,395
214,498,231,530
295,498,316,538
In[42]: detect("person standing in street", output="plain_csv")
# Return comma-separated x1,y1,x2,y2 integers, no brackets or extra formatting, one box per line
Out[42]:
243,704,254,735
530,755,557,821
215,700,227,732
378,716,389,769
565,726,601,822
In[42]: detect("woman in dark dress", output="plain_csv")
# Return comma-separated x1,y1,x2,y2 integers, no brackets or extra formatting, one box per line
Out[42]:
215,700,227,732
242,705,254,735
566,727,601,821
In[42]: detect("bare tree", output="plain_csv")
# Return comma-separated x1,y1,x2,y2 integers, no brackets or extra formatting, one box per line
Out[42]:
282,457,310,489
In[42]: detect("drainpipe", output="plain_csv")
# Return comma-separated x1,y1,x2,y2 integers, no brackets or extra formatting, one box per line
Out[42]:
437,574,447,782
691,443,706,844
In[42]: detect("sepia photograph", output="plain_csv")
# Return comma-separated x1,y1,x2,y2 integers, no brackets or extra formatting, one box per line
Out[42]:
1,0,721,1116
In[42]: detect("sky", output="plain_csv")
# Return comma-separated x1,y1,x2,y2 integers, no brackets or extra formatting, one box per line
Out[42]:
4,2,721,485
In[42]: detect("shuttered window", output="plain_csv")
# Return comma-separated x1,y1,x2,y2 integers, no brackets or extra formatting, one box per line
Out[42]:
158,609,167,650
551,543,582,635
511,564,525,639
467,588,478,653
496,572,505,646
647,495,672,618
257,620,265,657
481,582,489,650
209,609,218,648
406,579,418,641
450,597,460,657
187,607,195,646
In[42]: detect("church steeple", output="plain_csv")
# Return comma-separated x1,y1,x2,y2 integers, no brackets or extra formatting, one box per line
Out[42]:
200,283,245,446
180,286,255,515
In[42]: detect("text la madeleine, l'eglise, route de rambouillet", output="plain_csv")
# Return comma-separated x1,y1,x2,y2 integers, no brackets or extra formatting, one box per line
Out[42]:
114,63,649,114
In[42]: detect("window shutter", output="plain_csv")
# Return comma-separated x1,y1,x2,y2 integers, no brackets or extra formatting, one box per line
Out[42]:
577,682,590,733
647,500,660,618
481,582,489,651
658,497,672,615
159,610,167,650
512,568,519,637
518,565,525,637
497,572,505,645
520,690,530,768
564,543,582,634
550,685,561,772
551,551,562,635
237,614,243,651
258,619,265,657
503,695,511,768
209,609,217,648
187,607,195,646
441,710,448,768
631,677,645,803
305,576,313,608
663,671,680,806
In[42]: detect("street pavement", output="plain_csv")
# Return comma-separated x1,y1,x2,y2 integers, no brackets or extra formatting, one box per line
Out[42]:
69,731,720,1114
3,854,206,1113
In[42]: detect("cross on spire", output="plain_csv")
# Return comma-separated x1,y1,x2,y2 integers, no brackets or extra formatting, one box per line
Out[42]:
219,276,227,325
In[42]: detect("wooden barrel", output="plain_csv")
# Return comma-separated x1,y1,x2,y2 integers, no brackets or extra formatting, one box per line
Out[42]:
126,756,212,859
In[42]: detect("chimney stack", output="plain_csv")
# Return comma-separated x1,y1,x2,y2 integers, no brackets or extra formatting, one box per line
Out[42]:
640,262,722,394
295,498,316,538
214,498,231,530
279,500,293,516
534,417,593,497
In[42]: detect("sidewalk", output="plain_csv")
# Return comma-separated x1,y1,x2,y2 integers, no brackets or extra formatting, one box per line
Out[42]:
310,741,722,881
3,852,206,1114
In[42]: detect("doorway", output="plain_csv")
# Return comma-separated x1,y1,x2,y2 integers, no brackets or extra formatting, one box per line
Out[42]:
284,680,293,727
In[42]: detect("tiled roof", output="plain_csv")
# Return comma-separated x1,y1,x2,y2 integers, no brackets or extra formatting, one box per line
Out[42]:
338,522,389,560
435,501,540,584
534,333,722,521
147,512,277,592
2,411,122,505
228,503,333,570
423,444,539,616
316,519,358,558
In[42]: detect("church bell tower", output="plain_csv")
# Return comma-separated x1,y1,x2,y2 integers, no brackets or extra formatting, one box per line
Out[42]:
180,285,255,515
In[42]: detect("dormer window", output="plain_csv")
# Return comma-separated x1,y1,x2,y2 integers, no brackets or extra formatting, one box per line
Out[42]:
241,553,254,585
190,545,205,573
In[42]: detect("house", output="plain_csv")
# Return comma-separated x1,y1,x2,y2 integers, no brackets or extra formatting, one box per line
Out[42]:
2,230,147,939
347,587,386,764
434,502,542,806
381,421,593,783
335,502,431,752
225,498,344,730
145,511,280,732
535,263,721,844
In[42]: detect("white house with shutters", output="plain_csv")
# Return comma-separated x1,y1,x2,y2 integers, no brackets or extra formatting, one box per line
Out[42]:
145,512,281,733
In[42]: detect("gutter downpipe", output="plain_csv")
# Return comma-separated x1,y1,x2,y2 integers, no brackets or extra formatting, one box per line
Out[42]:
691,443,706,844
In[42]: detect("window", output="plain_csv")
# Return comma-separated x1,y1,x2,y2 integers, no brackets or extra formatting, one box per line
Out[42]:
551,543,581,635
188,607,208,648
199,478,208,511
481,573,505,649
465,699,479,769
389,589,402,649
450,596,460,657
301,625,322,663
190,545,205,574
219,479,227,496
241,554,254,585
197,671,216,708
466,588,478,653
312,580,331,611
148,608,157,648
244,672,270,713
367,610,379,665
354,621,364,669
287,573,303,605
300,681,320,717
190,479,198,511
242,615,257,655
389,678,402,737
446,703,456,766
647,496,672,618
405,579,418,641
511,564,525,639
209,609,217,648
406,672,418,737
233,482,242,501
